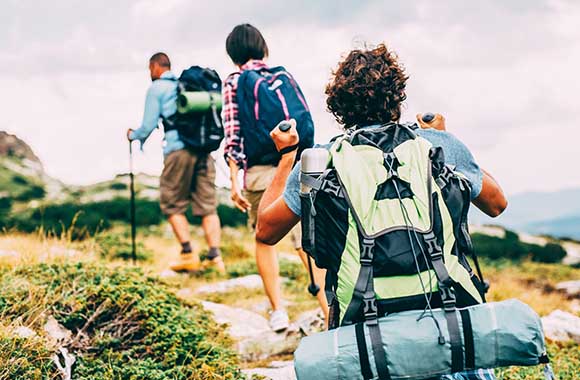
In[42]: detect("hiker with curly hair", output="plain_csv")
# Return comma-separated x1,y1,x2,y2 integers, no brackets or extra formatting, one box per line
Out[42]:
256,43,507,380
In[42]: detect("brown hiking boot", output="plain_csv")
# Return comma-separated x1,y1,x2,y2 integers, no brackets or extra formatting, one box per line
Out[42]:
201,255,226,275
169,253,201,273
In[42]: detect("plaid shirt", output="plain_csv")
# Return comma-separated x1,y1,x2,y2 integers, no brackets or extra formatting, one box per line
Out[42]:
222,59,269,169
436,369,496,380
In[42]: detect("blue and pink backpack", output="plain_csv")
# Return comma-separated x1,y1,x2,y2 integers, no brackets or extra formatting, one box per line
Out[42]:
236,66,315,168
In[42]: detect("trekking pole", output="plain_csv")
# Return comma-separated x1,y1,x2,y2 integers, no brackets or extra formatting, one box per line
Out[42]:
129,141,137,265
279,120,323,297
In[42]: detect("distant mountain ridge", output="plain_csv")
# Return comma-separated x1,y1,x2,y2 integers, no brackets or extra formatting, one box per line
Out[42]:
470,187,580,239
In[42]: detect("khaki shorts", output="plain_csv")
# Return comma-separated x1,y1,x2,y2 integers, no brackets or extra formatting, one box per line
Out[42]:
160,149,217,217
244,165,302,249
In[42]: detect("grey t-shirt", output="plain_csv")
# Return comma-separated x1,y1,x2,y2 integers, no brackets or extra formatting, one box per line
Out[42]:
283,128,483,217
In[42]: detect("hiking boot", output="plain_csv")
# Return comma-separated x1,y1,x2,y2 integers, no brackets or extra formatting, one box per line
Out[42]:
169,253,200,273
201,255,226,275
269,309,289,333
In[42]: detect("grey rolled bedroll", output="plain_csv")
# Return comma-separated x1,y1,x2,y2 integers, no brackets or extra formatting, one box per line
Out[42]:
294,299,550,380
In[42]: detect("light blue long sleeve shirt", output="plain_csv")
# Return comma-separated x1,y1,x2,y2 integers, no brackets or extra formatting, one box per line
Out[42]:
130,71,185,156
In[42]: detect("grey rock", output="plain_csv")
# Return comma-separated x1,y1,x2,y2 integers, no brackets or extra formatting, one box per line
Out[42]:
14,326,36,338
542,310,580,343
291,308,325,336
44,316,72,344
196,275,265,294
555,280,580,298
249,299,294,315
202,301,301,362
243,361,296,380
158,269,179,279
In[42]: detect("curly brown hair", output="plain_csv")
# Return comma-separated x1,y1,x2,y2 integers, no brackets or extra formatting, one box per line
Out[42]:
325,44,409,129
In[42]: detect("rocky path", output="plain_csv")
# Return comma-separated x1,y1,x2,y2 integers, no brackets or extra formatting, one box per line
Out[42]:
177,274,325,380
184,274,580,380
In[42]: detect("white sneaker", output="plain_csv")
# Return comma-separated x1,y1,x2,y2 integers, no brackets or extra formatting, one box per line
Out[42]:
269,309,290,333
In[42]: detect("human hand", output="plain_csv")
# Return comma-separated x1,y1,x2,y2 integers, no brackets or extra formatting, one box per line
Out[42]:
230,183,251,213
270,119,299,153
416,113,446,131
127,129,134,141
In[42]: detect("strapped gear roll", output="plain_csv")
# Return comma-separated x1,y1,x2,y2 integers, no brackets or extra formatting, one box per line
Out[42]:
294,299,551,380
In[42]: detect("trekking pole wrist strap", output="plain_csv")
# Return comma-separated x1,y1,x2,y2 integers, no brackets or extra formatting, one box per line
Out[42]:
279,143,299,155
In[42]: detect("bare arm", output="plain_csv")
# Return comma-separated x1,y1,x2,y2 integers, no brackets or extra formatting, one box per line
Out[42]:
473,169,508,217
416,113,507,217
228,159,251,213
256,120,301,245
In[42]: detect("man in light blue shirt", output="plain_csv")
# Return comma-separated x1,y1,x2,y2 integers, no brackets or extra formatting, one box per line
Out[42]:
127,52,224,274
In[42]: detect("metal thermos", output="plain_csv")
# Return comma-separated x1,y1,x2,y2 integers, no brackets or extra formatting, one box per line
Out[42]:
300,148,330,194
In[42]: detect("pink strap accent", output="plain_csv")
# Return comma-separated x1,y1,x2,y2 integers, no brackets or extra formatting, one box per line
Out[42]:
276,89,290,120
253,77,265,120
274,71,310,112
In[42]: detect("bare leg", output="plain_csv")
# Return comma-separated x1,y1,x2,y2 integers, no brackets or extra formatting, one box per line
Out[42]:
201,213,221,248
297,248,329,325
256,240,282,311
167,214,191,244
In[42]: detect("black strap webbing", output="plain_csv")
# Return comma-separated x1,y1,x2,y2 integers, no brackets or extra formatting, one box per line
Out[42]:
367,319,391,380
460,309,475,370
355,323,373,380
424,232,464,373
445,307,464,373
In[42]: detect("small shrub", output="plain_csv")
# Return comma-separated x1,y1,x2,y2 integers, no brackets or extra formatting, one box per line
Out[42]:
529,243,567,264
471,232,528,261
95,233,153,262
0,263,243,380
14,184,45,201
110,182,128,190
11,174,30,185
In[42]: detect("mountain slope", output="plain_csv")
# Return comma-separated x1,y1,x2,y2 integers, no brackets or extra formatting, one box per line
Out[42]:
470,187,580,239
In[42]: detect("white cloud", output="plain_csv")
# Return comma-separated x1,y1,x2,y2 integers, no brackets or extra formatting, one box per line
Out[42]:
1,0,579,195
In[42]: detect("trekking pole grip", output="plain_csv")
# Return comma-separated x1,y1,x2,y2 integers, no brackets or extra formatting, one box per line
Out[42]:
278,121,292,132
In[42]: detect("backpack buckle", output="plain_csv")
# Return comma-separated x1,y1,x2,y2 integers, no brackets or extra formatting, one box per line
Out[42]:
424,232,443,260
360,238,374,265
363,295,378,320
440,286,457,310
322,180,343,198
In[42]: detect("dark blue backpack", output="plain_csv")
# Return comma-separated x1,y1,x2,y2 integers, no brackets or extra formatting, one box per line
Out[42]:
162,66,224,153
236,66,315,167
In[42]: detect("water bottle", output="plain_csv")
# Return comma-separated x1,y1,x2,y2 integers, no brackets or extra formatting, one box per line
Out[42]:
300,148,331,194
299,147,330,297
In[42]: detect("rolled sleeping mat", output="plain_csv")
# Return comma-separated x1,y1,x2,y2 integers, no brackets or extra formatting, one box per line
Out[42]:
177,91,222,114
294,299,550,380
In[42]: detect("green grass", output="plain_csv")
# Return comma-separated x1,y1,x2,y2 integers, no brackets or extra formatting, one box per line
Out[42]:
0,262,243,380
496,341,579,379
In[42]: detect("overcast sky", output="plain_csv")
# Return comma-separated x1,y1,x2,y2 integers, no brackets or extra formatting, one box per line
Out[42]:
2,0,579,195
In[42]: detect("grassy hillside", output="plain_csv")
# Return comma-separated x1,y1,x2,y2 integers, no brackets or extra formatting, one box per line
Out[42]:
1,227,579,379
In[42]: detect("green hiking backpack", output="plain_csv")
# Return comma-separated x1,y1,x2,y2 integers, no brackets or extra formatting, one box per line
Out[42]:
300,123,489,374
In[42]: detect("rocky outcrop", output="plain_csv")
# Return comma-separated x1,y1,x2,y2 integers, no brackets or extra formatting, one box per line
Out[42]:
0,131,41,165
202,301,324,362
542,310,580,343
556,280,580,298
